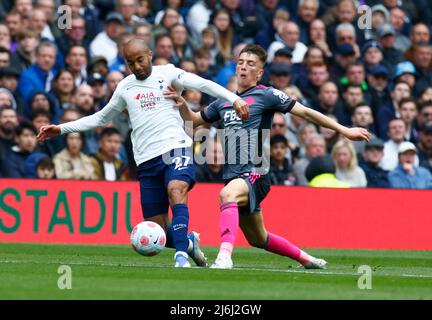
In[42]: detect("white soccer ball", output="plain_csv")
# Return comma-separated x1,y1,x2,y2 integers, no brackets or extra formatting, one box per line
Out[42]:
130,221,166,256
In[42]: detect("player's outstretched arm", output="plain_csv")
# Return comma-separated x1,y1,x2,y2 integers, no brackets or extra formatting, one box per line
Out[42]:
37,124,61,142
175,72,249,120
291,101,371,141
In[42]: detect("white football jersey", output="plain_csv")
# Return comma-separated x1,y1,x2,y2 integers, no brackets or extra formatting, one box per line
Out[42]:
60,64,240,165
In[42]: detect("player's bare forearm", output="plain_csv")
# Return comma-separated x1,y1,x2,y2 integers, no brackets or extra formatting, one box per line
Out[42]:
291,102,371,141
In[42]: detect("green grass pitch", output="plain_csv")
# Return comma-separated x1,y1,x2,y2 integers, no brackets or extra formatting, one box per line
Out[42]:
0,243,431,299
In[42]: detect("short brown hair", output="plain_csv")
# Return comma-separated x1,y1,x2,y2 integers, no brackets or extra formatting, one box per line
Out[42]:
239,44,267,67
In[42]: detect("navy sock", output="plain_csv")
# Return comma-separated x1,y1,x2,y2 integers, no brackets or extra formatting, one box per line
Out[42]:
165,224,175,249
171,204,189,253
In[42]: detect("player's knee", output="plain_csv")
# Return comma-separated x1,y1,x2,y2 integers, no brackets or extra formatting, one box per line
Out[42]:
246,237,266,249
219,187,238,203
167,183,188,204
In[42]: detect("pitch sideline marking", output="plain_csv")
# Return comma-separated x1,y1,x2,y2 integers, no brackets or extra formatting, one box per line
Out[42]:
1,259,432,279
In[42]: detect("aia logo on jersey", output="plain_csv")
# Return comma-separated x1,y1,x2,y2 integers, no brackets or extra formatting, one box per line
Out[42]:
134,92,161,111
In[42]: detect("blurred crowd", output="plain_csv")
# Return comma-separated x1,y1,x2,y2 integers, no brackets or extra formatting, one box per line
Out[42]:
0,0,431,189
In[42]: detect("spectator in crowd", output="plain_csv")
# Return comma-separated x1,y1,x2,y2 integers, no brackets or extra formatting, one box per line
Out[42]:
380,118,418,171
267,63,291,90
399,97,419,144
57,15,90,57
314,81,340,114
0,46,11,68
0,106,18,175
87,72,107,109
1,121,39,178
71,84,97,117
13,0,33,22
10,29,39,73
187,0,218,43
376,22,404,69
53,131,96,180
0,66,22,111
294,0,319,45
376,80,411,139
351,103,377,154
152,8,182,39
335,83,364,126
410,43,432,94
213,7,244,64
393,61,417,90
329,43,357,82
293,133,326,186
87,56,109,78
332,138,367,187
90,127,128,181
195,137,223,183
170,23,194,65
301,61,329,103
388,141,432,189
359,137,390,188
269,134,296,186
0,87,17,111
65,45,88,86
255,8,289,51
362,40,385,73
305,154,350,188
199,26,225,71
193,47,214,81
366,64,391,114
404,22,430,62
63,0,102,40
154,0,187,27
35,156,55,179
267,21,308,64
47,69,75,122
90,12,125,66
417,121,432,173
309,18,332,58
416,101,432,132
105,71,125,102
0,23,12,52
17,41,57,103
334,22,360,58
4,11,23,53
389,6,411,53
117,0,140,33
133,23,152,46
23,151,49,178
340,62,369,95
153,33,177,65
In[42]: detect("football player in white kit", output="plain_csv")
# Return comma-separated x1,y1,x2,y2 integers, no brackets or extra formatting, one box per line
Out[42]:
37,39,250,268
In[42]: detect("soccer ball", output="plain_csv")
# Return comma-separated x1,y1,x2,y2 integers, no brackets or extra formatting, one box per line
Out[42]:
130,221,166,256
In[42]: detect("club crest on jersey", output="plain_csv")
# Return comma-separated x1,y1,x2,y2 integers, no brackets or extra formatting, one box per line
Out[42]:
272,89,289,104
158,79,165,90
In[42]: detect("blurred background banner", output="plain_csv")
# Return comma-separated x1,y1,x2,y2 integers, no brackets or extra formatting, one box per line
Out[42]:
0,179,431,250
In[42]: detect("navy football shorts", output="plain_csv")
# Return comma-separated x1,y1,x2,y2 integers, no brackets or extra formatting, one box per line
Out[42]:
225,173,271,216
137,148,196,218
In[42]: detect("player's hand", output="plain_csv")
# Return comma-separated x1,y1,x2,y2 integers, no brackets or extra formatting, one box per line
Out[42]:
37,124,61,142
163,85,187,109
233,98,249,120
343,127,371,142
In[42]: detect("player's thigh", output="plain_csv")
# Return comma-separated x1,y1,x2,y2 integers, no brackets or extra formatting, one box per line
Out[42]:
165,148,196,204
220,178,249,206
139,175,170,219
239,212,268,247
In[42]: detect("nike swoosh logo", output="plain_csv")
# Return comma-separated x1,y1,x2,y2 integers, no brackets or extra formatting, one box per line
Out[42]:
177,167,188,171
152,237,159,245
